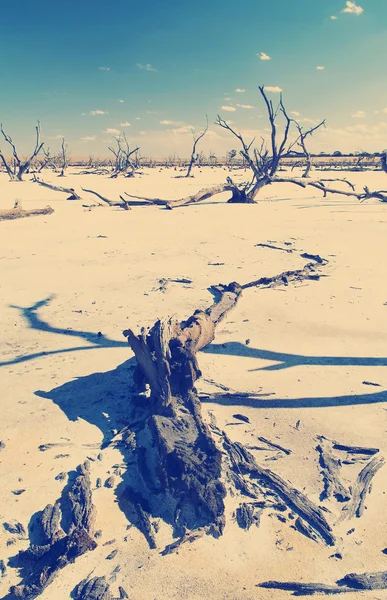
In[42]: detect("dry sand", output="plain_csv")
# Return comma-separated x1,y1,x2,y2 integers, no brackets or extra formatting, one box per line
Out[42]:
1,166,387,599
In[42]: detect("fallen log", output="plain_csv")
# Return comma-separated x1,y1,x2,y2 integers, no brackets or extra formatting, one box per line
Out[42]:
122,283,243,538
73,576,113,600
259,570,387,595
222,434,335,546
0,202,54,221
316,437,351,502
81,187,130,210
258,436,292,456
341,455,385,520
9,462,97,599
32,176,81,199
123,178,251,210
119,252,328,545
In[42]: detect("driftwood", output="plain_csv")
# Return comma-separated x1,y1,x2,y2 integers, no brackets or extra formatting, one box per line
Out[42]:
316,437,350,502
81,187,130,210
9,462,97,599
259,570,387,595
117,252,329,547
32,176,80,200
222,434,335,546
258,436,292,456
341,455,385,520
122,282,244,538
0,202,54,221
333,443,379,456
161,528,207,555
73,576,113,600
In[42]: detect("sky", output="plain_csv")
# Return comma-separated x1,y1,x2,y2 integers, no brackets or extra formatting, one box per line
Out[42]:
0,0,386,158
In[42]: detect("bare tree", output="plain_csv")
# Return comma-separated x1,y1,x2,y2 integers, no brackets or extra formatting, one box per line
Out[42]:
291,120,326,177
185,116,208,177
108,133,139,178
37,147,57,173
58,137,69,177
0,121,44,181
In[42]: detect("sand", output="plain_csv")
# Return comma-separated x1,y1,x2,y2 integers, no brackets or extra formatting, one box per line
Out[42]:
1,166,387,599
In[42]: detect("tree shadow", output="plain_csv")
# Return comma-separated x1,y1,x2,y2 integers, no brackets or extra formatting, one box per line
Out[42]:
202,341,387,371
1,296,127,367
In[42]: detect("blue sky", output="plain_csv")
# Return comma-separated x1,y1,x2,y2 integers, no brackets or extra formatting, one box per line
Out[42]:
0,0,386,157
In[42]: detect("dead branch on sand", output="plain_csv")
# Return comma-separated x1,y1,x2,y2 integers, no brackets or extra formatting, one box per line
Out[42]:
33,175,81,199
9,461,97,599
117,253,330,554
0,200,54,221
259,570,387,595
81,187,131,209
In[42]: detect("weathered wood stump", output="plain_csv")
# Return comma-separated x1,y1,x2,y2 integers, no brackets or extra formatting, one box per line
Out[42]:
123,283,243,536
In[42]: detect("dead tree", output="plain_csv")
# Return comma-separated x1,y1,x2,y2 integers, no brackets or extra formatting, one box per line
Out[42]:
58,137,69,176
0,121,44,181
185,116,208,177
290,120,326,177
108,133,139,178
37,147,57,173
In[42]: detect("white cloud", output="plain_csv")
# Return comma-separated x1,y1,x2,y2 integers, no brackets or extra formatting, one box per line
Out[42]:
119,99,124,103
236,104,255,109
258,52,271,61
105,128,121,135
146,110,157,114
331,15,337,19
90,110,108,116
342,1,364,15
98,67,110,71
382,108,387,114
171,125,194,135
120,121,131,127
224,97,232,101
235,88,246,93
160,120,184,126
221,106,236,112
291,111,301,117
316,66,326,70
351,110,366,118
139,131,147,135
135,117,141,120
264,86,282,93
137,63,157,72
80,136,96,141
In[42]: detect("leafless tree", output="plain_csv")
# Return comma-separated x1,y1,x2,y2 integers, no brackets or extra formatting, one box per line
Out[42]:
0,121,44,181
290,120,326,177
58,137,69,177
108,133,139,178
215,87,328,198
37,147,57,173
185,116,208,177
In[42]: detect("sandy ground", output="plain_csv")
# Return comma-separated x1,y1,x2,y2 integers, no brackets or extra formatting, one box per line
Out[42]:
1,166,387,599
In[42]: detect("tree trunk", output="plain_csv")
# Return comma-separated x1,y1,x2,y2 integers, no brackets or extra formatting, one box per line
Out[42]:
123,283,243,537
